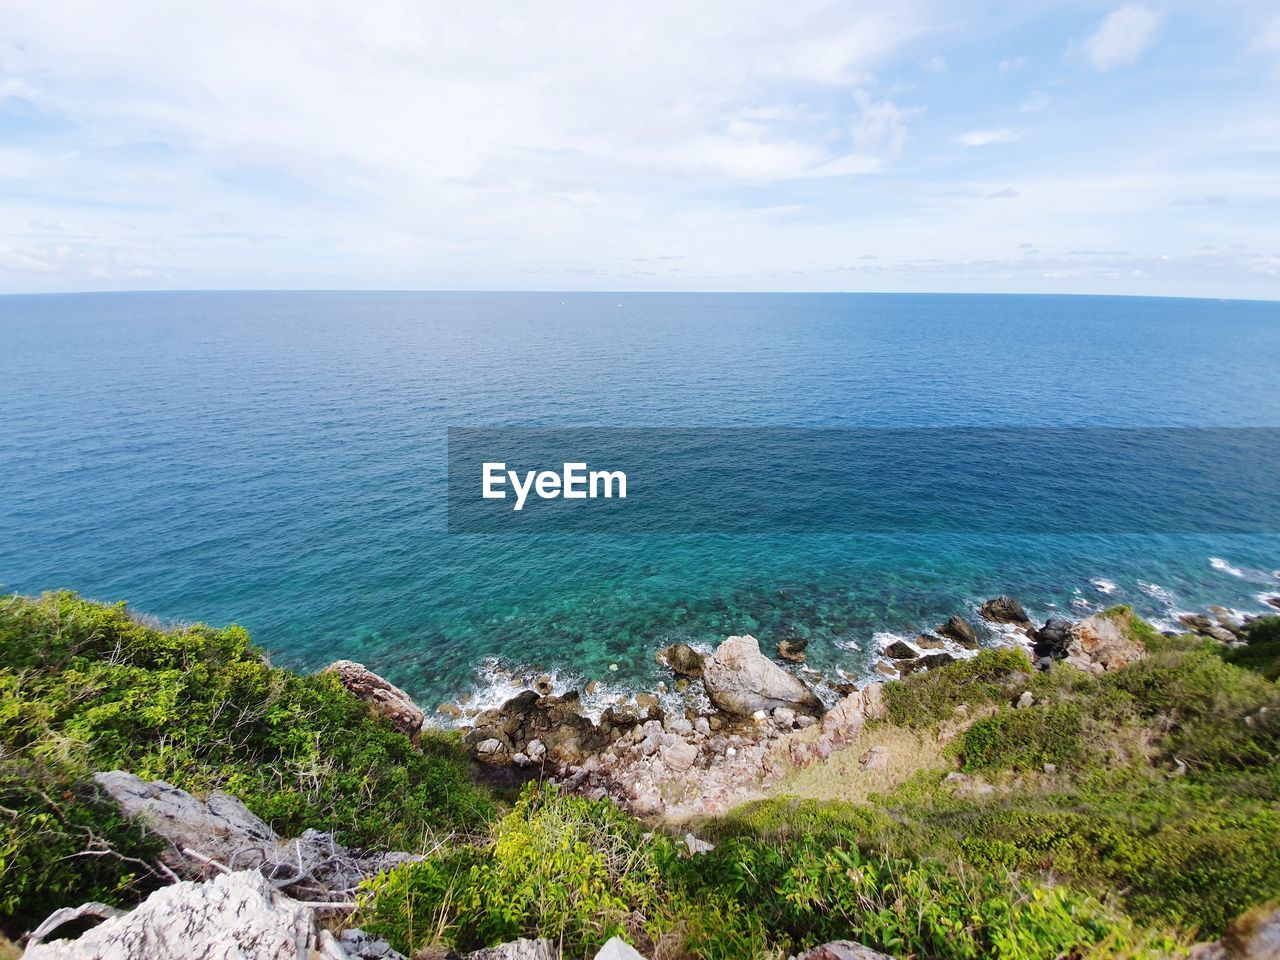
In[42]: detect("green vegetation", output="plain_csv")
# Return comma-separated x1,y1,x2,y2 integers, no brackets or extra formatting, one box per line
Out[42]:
5,591,1280,957
359,783,1169,960
0,590,493,936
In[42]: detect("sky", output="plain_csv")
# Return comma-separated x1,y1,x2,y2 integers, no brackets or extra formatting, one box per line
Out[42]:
1,1,1278,298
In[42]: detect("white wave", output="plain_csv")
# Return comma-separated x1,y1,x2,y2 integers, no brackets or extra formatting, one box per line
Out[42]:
1071,596,1096,612
1137,581,1176,606
1091,578,1118,595
1209,557,1247,578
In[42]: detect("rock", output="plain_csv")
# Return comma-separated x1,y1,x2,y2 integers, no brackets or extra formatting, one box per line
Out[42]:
683,834,715,856
796,941,895,960
898,652,955,676
526,738,546,760
436,702,463,718
94,771,277,877
883,640,918,660
657,643,706,678
874,658,899,676
820,683,885,742
664,715,693,737
772,706,796,728
1071,609,1146,672
1206,625,1238,644
533,675,554,696
323,660,425,738
860,746,891,771
1015,690,1034,709
937,615,980,648
475,738,510,764
23,870,347,960
701,635,823,717
777,636,809,662
1043,763,1057,774
592,937,646,960
1188,903,1280,959
663,739,699,771
1031,618,1075,660
914,633,945,650
980,596,1031,625
465,939,557,960
584,680,601,695
634,692,661,715
1264,595,1280,611
1179,613,1216,634
340,929,411,959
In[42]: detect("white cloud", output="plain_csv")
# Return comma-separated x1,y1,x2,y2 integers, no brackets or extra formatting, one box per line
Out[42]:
998,56,1028,72
957,128,1022,146
1083,5,1163,72
1019,91,1051,113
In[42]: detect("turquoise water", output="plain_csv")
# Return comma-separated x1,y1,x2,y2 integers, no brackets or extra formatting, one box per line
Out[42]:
2,291,1278,705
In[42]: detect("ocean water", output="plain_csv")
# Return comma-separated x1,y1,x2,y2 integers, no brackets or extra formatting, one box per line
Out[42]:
2,291,1279,708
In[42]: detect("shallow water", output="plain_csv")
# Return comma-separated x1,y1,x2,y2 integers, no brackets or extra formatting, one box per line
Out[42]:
1,291,1278,706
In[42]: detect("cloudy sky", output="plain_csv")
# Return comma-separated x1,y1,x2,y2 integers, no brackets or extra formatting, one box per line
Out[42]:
2,1,1278,297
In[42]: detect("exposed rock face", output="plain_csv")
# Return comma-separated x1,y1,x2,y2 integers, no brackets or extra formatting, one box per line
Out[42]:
936,615,979,648
701,635,823,717
797,940,896,960
657,643,706,677
899,652,955,676
94,771,410,898
777,636,809,662
466,939,557,960
819,683,885,743
882,640,918,660
593,937,647,960
1031,611,1145,673
323,660,425,738
914,634,945,650
23,870,350,960
1189,904,1280,959
980,596,1031,625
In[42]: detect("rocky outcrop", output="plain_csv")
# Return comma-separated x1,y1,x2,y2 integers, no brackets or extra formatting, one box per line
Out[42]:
23,870,352,959
819,683,885,744
796,942,895,960
777,636,809,662
323,660,425,739
466,939,557,960
936,615,979,648
464,689,611,770
980,596,1031,625
882,640,917,660
94,771,410,899
899,652,955,676
701,635,823,717
1030,610,1145,673
657,643,706,677
1189,903,1280,959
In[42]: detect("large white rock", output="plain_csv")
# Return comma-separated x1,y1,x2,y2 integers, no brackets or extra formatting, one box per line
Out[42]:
701,636,823,717
593,937,647,960
465,939,558,960
24,870,349,960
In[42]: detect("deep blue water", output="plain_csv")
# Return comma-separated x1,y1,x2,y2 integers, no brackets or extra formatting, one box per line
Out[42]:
2,291,1278,707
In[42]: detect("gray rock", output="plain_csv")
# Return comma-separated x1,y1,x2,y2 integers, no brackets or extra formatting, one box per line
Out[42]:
466,939,558,960
1188,903,1280,959
701,635,823,717
796,941,895,960
937,615,980,648
663,739,699,771
24,870,347,960
323,660,425,738
593,937,646,960
883,640,918,660
898,652,956,676
820,683,885,742
657,643,706,678
1015,690,1034,709
339,929,411,959
914,633,946,650
980,596,1031,625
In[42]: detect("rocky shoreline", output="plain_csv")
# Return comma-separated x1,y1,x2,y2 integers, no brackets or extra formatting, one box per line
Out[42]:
395,596,1264,821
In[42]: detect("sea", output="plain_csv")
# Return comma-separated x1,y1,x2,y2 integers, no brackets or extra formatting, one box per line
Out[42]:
2,291,1278,712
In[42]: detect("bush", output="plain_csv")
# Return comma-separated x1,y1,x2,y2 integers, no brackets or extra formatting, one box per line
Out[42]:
883,648,1033,727
1221,616,1280,681
0,591,494,937
957,703,1087,772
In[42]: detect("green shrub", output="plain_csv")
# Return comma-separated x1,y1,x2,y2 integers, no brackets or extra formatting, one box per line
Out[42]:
883,648,1033,727
1221,616,1280,681
957,703,1087,772
0,591,494,937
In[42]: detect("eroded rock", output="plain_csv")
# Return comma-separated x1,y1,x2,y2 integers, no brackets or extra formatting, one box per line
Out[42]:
324,660,425,739
701,635,823,717
980,596,1030,625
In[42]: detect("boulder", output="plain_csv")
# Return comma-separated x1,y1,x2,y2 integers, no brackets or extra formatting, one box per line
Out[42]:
23,870,348,960
1189,903,1280,959
466,939,557,960
1179,613,1216,634
936,615,980,648
323,660,425,738
701,636,823,717
899,652,955,676
93,772,409,898
980,596,1030,625
593,938,646,960
777,637,809,662
1031,618,1075,660
820,683,885,742
914,633,945,650
883,640,918,660
1070,609,1146,672
657,643,706,678
796,941,895,960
